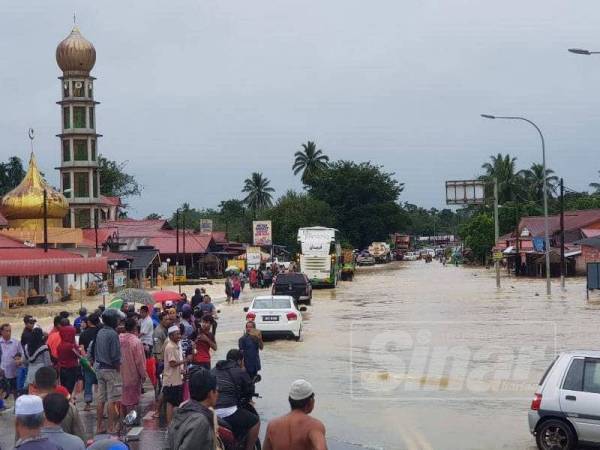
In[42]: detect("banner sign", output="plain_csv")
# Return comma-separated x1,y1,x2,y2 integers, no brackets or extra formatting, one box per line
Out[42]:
200,219,213,234
253,221,272,246
114,271,126,288
246,246,262,267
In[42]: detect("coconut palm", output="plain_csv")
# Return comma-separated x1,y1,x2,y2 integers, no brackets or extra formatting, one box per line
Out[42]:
518,163,559,202
590,171,600,194
292,141,329,184
481,153,523,203
242,172,275,216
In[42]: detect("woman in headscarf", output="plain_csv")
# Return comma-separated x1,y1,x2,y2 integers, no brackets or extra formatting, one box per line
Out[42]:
119,317,147,413
57,324,80,393
23,328,52,391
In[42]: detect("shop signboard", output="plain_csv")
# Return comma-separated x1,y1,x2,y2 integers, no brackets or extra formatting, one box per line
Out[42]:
253,221,272,246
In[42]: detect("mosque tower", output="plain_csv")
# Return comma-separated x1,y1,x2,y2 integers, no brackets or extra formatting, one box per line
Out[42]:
55,26,101,228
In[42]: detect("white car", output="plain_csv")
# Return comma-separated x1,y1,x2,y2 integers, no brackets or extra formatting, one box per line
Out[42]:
403,252,419,261
529,351,600,450
244,295,303,341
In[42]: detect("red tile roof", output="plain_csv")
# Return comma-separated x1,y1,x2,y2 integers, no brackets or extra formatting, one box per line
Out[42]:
0,234,28,248
82,228,118,246
212,231,227,243
520,209,600,237
149,231,212,254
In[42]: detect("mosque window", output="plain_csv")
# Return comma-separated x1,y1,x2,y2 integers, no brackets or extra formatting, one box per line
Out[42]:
74,140,88,161
63,107,71,129
74,209,91,228
74,172,89,198
91,140,96,161
62,173,71,198
62,140,71,162
73,107,86,128
73,81,84,97
93,170,98,198
87,82,93,98
63,81,70,98
89,108,95,128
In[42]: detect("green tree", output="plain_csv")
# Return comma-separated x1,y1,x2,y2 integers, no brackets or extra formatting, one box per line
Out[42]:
308,161,407,248
145,213,162,220
518,163,558,202
242,172,275,217
0,156,26,196
481,153,522,203
459,212,495,265
98,155,142,199
590,171,600,194
292,141,329,185
267,191,335,253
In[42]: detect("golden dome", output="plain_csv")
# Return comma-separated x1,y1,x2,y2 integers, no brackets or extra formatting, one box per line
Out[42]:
56,26,96,75
0,154,69,229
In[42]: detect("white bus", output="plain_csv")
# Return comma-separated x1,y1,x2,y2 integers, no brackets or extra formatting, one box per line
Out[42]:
297,227,341,287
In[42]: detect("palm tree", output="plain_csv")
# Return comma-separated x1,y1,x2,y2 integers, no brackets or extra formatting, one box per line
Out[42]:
292,141,329,184
518,163,559,202
481,153,522,203
242,172,275,217
590,171,600,194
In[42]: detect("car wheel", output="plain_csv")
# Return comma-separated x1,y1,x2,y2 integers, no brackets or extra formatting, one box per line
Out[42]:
295,327,302,342
536,419,576,450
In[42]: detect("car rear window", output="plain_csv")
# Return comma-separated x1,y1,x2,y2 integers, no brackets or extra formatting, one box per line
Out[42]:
253,298,291,309
562,358,584,391
583,359,600,394
275,274,305,284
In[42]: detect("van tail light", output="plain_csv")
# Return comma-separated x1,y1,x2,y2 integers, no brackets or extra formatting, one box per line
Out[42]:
531,393,542,411
286,312,298,321
246,312,256,320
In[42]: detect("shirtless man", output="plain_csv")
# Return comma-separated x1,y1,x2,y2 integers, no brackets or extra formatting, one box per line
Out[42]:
263,379,327,450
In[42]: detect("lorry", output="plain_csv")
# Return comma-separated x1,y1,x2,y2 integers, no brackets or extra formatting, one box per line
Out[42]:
340,248,356,281
391,233,411,260
368,242,392,264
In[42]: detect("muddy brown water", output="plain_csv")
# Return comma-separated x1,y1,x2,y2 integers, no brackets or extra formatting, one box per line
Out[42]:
2,262,597,449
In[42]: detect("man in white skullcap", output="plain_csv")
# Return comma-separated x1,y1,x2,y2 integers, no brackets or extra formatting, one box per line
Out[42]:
14,394,59,450
263,379,327,450
163,325,184,423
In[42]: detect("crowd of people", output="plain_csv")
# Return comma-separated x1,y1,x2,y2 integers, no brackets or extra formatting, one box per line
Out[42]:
0,283,327,450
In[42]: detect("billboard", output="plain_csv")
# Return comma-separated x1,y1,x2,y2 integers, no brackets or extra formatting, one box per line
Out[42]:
200,219,213,234
253,221,272,246
246,246,262,268
445,180,486,205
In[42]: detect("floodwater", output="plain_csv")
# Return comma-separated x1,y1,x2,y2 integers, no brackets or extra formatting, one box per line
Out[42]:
2,262,598,449
211,261,597,450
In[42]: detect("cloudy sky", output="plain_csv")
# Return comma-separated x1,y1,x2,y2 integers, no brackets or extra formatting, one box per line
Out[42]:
1,0,600,218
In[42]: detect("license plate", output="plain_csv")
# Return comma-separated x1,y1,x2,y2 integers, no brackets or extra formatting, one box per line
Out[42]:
262,315,279,321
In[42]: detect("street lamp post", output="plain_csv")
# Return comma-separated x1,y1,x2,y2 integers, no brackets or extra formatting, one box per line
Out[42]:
481,114,552,295
568,48,600,55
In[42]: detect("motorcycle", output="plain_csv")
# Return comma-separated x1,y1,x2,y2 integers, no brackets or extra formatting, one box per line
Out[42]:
218,375,262,450
87,410,140,448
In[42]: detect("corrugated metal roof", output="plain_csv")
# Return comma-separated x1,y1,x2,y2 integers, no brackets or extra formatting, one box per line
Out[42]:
519,210,600,238
119,249,160,270
0,249,108,276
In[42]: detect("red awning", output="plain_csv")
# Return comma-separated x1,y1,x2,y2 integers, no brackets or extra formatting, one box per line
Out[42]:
0,251,108,276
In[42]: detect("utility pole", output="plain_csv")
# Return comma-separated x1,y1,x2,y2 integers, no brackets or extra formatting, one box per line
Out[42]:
494,179,500,289
176,209,181,293
560,178,565,290
43,189,48,253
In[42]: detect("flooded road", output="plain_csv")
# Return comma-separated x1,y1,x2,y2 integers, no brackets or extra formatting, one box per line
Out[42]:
214,261,597,450
2,261,597,449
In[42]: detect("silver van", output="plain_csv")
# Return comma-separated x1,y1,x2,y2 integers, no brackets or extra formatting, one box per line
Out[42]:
529,351,600,450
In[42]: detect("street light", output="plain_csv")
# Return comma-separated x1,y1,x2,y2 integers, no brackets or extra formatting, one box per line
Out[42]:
481,114,552,295
568,48,600,55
